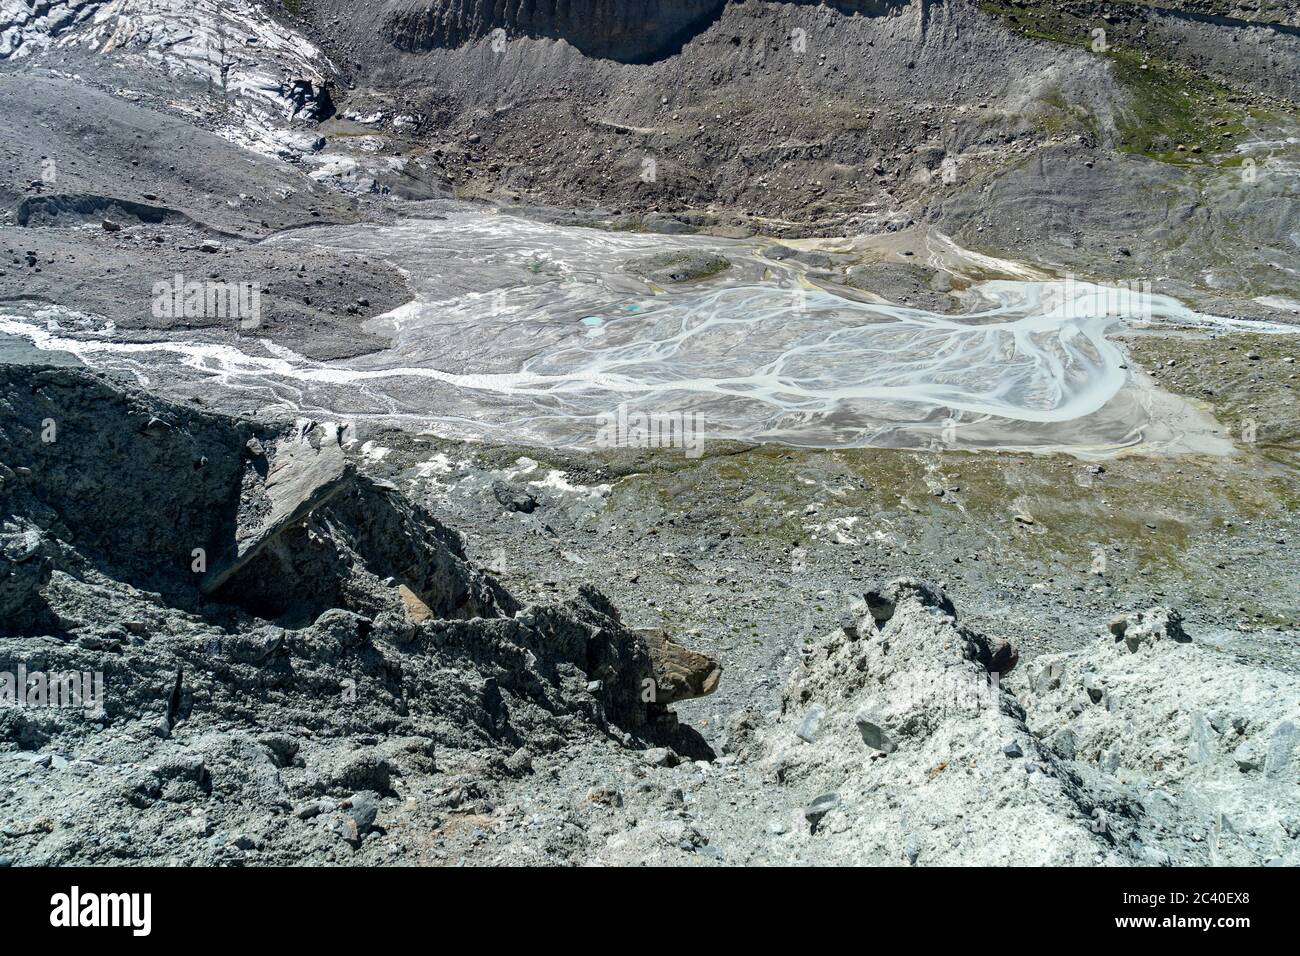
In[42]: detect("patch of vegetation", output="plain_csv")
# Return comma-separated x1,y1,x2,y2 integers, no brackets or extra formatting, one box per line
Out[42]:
1034,85,1105,143
1108,51,1249,162
976,0,1253,165
1123,332,1300,472
603,421,1297,627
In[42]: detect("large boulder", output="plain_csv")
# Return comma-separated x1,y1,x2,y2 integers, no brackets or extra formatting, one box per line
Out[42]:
633,628,721,704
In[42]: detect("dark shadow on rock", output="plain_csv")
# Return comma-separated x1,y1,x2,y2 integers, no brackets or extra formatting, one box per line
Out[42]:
381,0,908,65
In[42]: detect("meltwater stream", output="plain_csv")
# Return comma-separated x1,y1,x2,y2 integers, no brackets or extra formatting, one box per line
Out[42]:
3,203,1295,454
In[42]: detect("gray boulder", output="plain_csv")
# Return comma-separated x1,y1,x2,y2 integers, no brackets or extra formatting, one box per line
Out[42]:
1108,607,1191,653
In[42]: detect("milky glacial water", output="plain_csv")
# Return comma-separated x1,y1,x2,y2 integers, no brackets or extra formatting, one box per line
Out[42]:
3,204,1296,455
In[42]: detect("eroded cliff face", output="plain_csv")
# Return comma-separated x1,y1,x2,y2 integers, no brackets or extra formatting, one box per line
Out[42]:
267,0,1296,314
380,0,732,62
311,0,933,78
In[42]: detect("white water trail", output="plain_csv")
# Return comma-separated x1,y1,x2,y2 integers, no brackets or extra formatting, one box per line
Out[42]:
3,207,1295,453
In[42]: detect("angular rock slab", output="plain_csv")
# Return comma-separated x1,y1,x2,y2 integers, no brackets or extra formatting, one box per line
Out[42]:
633,628,722,704
202,421,354,595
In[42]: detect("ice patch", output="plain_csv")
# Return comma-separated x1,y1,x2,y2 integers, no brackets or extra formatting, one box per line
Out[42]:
414,452,453,477
360,441,391,462
528,470,612,498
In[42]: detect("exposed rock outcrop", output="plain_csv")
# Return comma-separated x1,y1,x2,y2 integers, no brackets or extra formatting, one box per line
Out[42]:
1018,609,1299,865
698,585,1299,866
1107,606,1191,652
752,580,1116,865
0,357,714,863
634,627,722,704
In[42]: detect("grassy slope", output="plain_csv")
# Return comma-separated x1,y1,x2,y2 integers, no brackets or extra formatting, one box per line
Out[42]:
977,0,1256,164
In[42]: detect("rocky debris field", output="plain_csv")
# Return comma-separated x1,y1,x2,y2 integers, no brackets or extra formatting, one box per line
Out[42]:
2,355,1294,865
